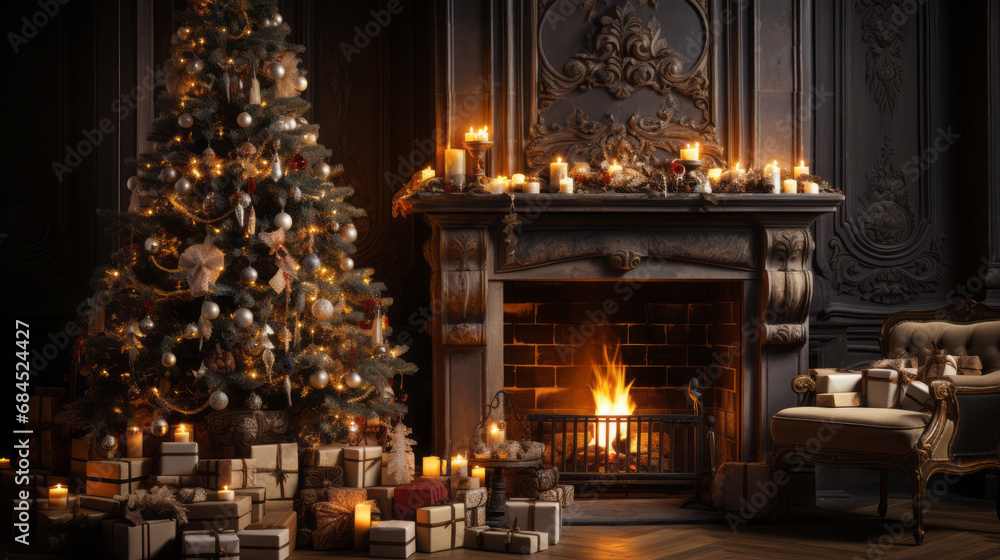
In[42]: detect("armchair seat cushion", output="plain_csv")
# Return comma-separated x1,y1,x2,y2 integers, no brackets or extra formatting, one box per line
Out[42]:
772,407,930,455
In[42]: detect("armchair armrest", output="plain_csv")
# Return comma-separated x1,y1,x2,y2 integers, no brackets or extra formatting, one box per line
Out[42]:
917,379,959,461
791,374,816,406
946,370,1000,394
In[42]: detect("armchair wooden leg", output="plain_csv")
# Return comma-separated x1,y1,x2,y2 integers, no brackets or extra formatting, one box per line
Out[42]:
878,470,888,517
908,472,925,545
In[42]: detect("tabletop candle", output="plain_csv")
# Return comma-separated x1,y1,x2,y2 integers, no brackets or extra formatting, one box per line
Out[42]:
174,424,191,443
524,181,541,194
472,466,486,488
550,158,568,188
354,502,372,551
707,168,722,182
793,160,810,178
126,427,143,457
218,485,235,501
444,149,465,183
764,161,780,193
50,484,68,509
782,179,798,194
419,167,435,181
422,456,441,476
0,458,10,469
559,177,574,194
464,127,477,142
607,160,623,176
512,173,525,186
679,143,700,161
451,454,468,478
803,181,819,194
487,422,506,448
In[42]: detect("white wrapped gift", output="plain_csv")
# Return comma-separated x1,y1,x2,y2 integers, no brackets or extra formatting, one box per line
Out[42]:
233,443,298,501
900,380,932,411
369,520,416,558
865,369,903,408
300,445,346,468
415,502,465,552
815,392,861,407
505,499,561,544
159,442,198,476
182,529,240,559
198,458,257,489
464,526,549,554
102,518,177,560
344,445,382,488
181,495,252,532
815,371,863,393
85,458,151,498
237,527,290,560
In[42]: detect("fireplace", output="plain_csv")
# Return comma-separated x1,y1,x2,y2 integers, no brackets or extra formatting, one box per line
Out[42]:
412,194,840,475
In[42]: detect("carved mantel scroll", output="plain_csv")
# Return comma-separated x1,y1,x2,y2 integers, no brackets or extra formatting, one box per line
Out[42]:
762,228,814,346
427,228,487,346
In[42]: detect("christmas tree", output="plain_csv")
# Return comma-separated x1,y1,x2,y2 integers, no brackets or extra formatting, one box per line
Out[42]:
62,0,416,447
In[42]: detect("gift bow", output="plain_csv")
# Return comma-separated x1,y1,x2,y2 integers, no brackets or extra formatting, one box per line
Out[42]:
176,240,226,297
258,229,299,294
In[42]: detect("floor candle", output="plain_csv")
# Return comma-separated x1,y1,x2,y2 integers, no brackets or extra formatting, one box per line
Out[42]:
472,466,486,488
126,427,143,457
174,424,191,443
355,503,371,551
50,484,68,510
422,456,441,476
218,485,235,501
451,455,468,477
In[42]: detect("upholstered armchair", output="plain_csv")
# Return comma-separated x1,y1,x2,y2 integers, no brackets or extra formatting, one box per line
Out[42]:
770,300,1000,544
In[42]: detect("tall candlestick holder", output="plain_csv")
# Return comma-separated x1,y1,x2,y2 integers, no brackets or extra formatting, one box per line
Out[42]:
463,140,494,186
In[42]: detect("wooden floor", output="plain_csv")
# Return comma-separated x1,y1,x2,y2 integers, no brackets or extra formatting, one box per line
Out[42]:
292,496,1000,560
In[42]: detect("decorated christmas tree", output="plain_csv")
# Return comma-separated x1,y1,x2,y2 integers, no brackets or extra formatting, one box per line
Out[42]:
61,0,416,448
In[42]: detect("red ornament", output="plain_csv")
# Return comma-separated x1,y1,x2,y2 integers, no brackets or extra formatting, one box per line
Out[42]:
289,153,307,171
670,160,685,176
600,173,612,184
248,176,256,196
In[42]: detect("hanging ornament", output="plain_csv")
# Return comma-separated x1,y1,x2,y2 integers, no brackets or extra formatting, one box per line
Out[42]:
302,253,321,273
237,141,258,164
289,153,307,170
237,111,253,127
159,166,178,182
222,72,231,102
242,337,263,357
315,162,331,179
234,307,254,328
303,133,318,144
177,26,193,40
360,298,377,329
183,323,200,338
374,344,389,357
245,392,263,411
127,386,141,401
143,237,159,253
261,17,273,28
380,384,394,404
312,298,334,320
279,326,292,353
127,175,139,191
101,434,119,452
208,390,229,410
293,75,308,91
161,352,177,367
340,256,354,271
249,73,261,105
176,240,225,298
191,362,208,381
373,305,384,344
151,418,169,437
202,301,220,320
262,326,276,379
186,59,204,73
207,343,236,374
125,322,144,367
273,212,293,231
288,186,302,201
241,266,259,283
340,223,358,243
346,370,362,389
233,191,251,226
270,155,283,182
283,375,293,406
330,221,341,233
201,147,216,167
174,177,192,194
309,369,330,389
272,12,283,25
178,112,194,128
281,116,297,131
267,60,285,80
247,206,257,236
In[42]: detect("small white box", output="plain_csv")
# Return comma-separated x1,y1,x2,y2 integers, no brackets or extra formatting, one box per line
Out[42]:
815,372,863,393
865,369,901,408
370,520,416,558
159,442,198,476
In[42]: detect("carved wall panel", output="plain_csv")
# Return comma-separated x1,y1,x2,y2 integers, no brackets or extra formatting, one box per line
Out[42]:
763,228,813,346
434,229,487,346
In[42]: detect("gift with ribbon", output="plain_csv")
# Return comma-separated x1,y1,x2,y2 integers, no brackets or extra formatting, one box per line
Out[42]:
72,438,109,484
86,458,152,498
237,527,290,560
233,487,267,523
160,442,199,476
300,445,346,469
311,502,354,550
864,368,915,408
101,518,178,560
244,503,296,553
392,482,448,521
502,466,558,500
181,494,252,532
505,499,561,544
369,519,416,559
536,483,574,508
464,523,549,554
181,529,240,559
366,486,397,522
296,486,366,550
198,458,258,490
415,502,465,552
231,443,298,501
343,445,382,488
453,486,487,528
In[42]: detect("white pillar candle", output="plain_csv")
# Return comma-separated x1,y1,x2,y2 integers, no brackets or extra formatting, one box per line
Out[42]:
793,160,810,178
550,158,568,189
511,173,525,186
419,167,435,181
679,143,700,160
354,503,371,551
464,127,477,142
524,181,540,194
422,456,441,476
782,179,798,194
763,161,781,193
50,484,68,510
451,455,468,477
217,485,235,501
803,181,819,194
472,466,486,488
126,427,143,458
444,149,465,183
174,424,191,443
559,177,574,194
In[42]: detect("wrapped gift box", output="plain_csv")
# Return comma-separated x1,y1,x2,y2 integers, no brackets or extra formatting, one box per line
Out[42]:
864,369,903,408
901,380,932,412
416,502,465,552
711,461,780,514
86,458,151,498
102,518,177,560
198,457,257,489
295,487,366,550
154,474,200,486
816,392,862,407
367,486,397,521
381,451,415,486
301,465,344,489
505,500,560,544
238,527,290,560
235,486,267,523
205,408,292,449
79,494,123,514
813,369,863,393
370,519,416,559
29,507,106,553
537,484,574,507
181,495,252,532
300,445,346,469
232,443,298,501
464,526,548,554
392,482,448,521
27,388,69,474
312,501,354,550
246,502,297,553
454,486,487,528
502,466,558,499
28,471,71,498
160,442,199,476
413,475,479,500
182,529,240,559
72,438,107,484
343,445,382,488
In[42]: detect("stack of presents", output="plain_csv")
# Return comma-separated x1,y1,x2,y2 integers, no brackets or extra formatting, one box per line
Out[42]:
3,398,575,558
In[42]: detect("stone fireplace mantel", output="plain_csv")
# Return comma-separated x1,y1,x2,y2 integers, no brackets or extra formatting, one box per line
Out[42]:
412,193,843,462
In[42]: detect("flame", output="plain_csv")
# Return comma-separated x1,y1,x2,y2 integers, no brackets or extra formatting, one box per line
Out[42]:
589,345,635,451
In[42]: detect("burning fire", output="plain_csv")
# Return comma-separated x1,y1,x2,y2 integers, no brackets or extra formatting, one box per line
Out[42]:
589,345,635,452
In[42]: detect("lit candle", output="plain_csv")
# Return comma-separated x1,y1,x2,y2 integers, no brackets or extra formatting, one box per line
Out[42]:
763,160,780,193
451,454,468,477
782,179,798,194
607,160,623,177
464,127,477,142
0,457,10,469
218,485,234,501
524,181,540,194
559,177,574,194
550,157,568,189
511,173,525,186
793,160,810,178
444,149,465,184
49,484,68,510
803,181,819,194
487,422,507,448
126,427,143,458
422,456,441,477
472,466,486,488
734,162,744,177
419,167,435,182
707,168,722,182
174,424,191,443
679,143,700,161
354,502,372,551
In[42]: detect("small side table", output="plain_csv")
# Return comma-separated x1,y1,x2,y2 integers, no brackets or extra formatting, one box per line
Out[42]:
475,458,542,527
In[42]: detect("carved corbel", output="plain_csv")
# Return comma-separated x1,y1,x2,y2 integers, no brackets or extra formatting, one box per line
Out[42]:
434,229,486,346
761,228,814,346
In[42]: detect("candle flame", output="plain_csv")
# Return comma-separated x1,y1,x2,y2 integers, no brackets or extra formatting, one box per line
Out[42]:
800,160,804,166
224,485,229,491
735,162,741,169
773,160,777,166
177,424,187,432
490,423,499,434
557,157,562,163
695,142,699,149
55,484,63,490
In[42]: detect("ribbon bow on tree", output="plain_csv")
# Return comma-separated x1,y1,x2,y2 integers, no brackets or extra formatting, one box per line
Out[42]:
259,228,299,294
176,240,225,297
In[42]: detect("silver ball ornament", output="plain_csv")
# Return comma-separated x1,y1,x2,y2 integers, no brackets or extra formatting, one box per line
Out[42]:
177,26,192,40
139,315,155,333
345,371,362,389
174,177,192,194
159,166,178,182
234,308,254,328
202,302,220,320
245,392,263,411
178,112,194,128
267,61,285,80
261,17,273,28
101,434,119,452
340,223,358,243
309,369,330,389
151,418,169,437
183,323,200,338
273,212,293,231
302,253,321,273
374,344,389,357
209,390,229,410
284,116,297,130
161,352,177,367
237,112,253,128
340,256,354,271
242,338,263,357
143,237,160,252
272,12,283,25
315,162,331,179
127,175,139,191
241,266,259,283
293,76,308,91
312,299,335,320
186,59,204,73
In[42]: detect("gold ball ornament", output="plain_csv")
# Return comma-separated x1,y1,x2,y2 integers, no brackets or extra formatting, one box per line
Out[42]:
151,418,169,437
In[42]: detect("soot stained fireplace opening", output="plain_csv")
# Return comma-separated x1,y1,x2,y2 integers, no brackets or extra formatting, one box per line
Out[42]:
501,280,743,486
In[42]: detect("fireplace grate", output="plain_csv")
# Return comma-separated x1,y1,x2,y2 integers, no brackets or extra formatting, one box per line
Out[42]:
528,413,708,489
